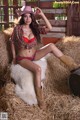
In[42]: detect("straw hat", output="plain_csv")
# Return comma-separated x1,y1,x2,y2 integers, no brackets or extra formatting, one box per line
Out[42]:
16,6,33,16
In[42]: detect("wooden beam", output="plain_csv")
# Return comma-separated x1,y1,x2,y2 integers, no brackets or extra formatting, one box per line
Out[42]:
42,8,66,14
39,1,53,8
39,19,66,27
51,27,66,32
41,32,65,38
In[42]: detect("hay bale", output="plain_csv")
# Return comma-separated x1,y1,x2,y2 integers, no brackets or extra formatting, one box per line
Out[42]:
0,32,9,68
0,32,9,79
46,55,70,94
0,30,12,87
3,27,13,37
3,27,14,63
56,36,80,64
1,36,80,120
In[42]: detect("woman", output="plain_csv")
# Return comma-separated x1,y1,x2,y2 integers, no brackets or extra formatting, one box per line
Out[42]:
10,6,79,109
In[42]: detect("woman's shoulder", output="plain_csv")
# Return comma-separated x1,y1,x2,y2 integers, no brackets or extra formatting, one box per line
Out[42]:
15,24,22,28
13,24,23,31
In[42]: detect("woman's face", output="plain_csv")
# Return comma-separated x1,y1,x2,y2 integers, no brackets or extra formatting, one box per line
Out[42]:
23,13,32,25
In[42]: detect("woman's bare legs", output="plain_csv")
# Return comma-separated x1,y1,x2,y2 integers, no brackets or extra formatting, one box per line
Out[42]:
34,43,79,71
34,43,63,60
18,59,41,87
18,59,45,109
18,43,62,94
18,43,63,89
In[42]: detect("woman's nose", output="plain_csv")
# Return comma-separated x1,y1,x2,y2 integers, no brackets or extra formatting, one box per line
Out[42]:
26,17,29,20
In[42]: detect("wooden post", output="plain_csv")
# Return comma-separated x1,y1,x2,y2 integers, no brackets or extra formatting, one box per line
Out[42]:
67,2,80,36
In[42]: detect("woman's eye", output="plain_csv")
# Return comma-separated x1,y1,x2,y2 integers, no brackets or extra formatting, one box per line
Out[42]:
24,16,31,18
24,16,27,18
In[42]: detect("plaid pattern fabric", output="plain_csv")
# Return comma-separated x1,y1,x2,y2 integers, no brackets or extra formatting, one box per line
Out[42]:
10,25,37,49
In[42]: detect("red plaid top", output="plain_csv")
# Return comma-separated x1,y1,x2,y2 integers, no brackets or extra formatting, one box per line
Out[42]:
10,25,47,51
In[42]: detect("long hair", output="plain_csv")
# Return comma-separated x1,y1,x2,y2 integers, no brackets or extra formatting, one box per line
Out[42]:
19,13,41,43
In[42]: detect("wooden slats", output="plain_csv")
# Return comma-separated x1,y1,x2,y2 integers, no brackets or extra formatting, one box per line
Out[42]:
42,8,66,14
39,7,67,39
51,27,66,32
39,2,53,8
26,2,38,7
50,20,66,26
41,32,65,38
39,19,66,27
44,13,55,19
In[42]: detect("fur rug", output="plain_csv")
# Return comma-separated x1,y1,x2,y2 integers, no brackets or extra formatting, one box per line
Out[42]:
10,57,48,105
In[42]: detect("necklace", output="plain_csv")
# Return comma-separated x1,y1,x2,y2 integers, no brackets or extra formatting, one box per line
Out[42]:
23,27,32,38
23,30,32,38
23,25,32,36
23,29,31,33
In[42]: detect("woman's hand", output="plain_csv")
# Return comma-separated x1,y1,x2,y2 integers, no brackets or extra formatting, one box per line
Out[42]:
34,7,44,16
35,7,52,31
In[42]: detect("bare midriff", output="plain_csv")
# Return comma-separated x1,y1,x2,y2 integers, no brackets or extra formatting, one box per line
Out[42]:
17,47,36,58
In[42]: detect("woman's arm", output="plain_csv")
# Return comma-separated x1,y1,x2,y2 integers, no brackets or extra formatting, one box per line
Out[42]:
11,42,16,59
11,41,16,64
10,27,16,64
35,7,52,31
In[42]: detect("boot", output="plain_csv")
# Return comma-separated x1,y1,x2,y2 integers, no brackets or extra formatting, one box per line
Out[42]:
35,86,45,109
60,55,80,71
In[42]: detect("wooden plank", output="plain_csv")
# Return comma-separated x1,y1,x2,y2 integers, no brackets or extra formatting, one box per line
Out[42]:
50,20,67,26
44,13,55,19
41,37,61,45
39,19,66,27
51,27,66,32
41,32,65,38
26,2,38,7
42,14,67,22
42,8,66,14
39,2,53,8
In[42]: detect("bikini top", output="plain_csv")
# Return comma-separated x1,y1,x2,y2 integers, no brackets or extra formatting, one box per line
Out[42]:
23,36,36,43
22,36,37,49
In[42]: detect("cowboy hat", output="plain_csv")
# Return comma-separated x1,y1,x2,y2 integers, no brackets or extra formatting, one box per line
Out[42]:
16,6,33,16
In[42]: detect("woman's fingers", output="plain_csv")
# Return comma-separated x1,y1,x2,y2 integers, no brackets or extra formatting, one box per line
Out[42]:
34,7,42,14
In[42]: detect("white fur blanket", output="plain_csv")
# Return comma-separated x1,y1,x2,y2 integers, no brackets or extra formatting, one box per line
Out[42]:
10,56,48,105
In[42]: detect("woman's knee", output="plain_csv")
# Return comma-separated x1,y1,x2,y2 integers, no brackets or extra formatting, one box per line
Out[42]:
48,43,55,50
34,66,41,74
